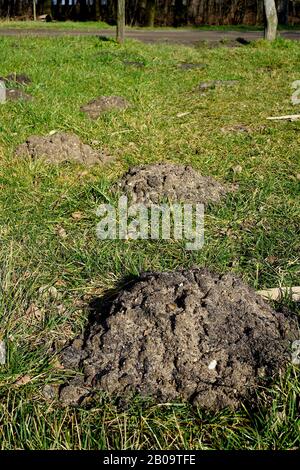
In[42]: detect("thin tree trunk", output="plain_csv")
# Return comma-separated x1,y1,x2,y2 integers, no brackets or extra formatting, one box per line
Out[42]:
145,0,156,27
264,0,278,40
277,0,288,25
33,0,36,21
117,0,125,44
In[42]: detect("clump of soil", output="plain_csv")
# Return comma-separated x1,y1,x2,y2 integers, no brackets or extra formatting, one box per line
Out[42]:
6,73,32,85
197,38,250,49
221,124,251,134
178,62,207,70
0,73,32,86
123,61,145,68
80,96,130,119
199,80,239,92
5,89,33,101
15,132,112,165
59,268,299,409
113,163,232,206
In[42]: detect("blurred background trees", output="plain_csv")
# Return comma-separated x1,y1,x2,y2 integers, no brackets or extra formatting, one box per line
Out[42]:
0,1,299,27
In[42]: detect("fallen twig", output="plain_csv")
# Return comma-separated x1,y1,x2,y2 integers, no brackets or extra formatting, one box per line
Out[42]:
267,114,300,121
257,286,300,302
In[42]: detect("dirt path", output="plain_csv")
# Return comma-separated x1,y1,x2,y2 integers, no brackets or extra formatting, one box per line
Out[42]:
0,27,299,44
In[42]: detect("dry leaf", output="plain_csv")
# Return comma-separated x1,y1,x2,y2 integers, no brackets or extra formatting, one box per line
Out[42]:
56,226,67,239
14,375,31,387
71,211,83,220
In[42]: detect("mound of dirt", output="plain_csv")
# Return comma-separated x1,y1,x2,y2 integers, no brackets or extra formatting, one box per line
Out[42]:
178,62,207,70
59,268,299,409
80,96,130,119
221,124,251,134
5,89,32,101
15,132,112,165
0,73,32,86
123,61,145,68
199,80,238,92
197,38,250,49
113,163,232,206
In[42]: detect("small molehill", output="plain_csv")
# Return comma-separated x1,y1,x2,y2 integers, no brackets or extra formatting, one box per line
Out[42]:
59,268,299,409
178,62,207,70
199,80,239,92
15,132,112,166
80,96,130,119
113,163,233,206
0,73,32,86
5,89,32,101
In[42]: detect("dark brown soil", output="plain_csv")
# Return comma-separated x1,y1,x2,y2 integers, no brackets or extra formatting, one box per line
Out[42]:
0,73,32,86
123,61,145,68
59,268,299,409
5,89,32,101
178,62,207,70
221,124,251,134
6,73,32,85
113,163,233,206
199,80,239,91
80,96,130,119
15,132,112,165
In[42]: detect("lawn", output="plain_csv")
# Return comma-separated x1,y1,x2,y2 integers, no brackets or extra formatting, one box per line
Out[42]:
0,31,299,450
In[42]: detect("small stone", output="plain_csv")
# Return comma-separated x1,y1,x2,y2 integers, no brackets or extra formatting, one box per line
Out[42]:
56,226,67,239
0,340,6,365
232,165,243,174
14,375,31,387
48,286,58,299
43,384,59,401
208,360,217,370
71,212,83,220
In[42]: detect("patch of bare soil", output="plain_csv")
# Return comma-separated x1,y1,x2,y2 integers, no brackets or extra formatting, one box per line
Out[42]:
123,61,145,68
59,268,299,409
15,132,112,165
221,124,252,134
80,96,130,119
113,163,233,206
177,62,207,70
199,80,239,92
197,38,250,49
5,89,32,101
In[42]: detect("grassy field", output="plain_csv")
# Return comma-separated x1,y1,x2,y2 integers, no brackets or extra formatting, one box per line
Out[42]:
0,31,299,449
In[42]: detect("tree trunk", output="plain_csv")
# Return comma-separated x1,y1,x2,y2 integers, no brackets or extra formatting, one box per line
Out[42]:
277,0,288,25
264,0,278,40
43,0,52,16
117,0,125,44
33,0,36,20
145,0,156,27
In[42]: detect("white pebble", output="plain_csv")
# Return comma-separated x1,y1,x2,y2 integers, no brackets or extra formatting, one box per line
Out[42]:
208,359,217,370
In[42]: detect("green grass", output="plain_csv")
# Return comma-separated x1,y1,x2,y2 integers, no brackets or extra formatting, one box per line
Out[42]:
1,20,300,32
0,33,299,449
0,19,111,30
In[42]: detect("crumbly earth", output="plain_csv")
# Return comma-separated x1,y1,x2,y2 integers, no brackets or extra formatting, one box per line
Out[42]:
221,124,251,134
5,89,32,101
197,38,250,49
199,80,239,91
113,163,233,206
178,62,207,70
80,96,130,119
15,132,112,165
59,268,299,410
0,73,32,86
123,61,145,68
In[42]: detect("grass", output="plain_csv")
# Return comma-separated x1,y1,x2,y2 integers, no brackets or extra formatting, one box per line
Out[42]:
0,20,299,32
0,30,299,449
